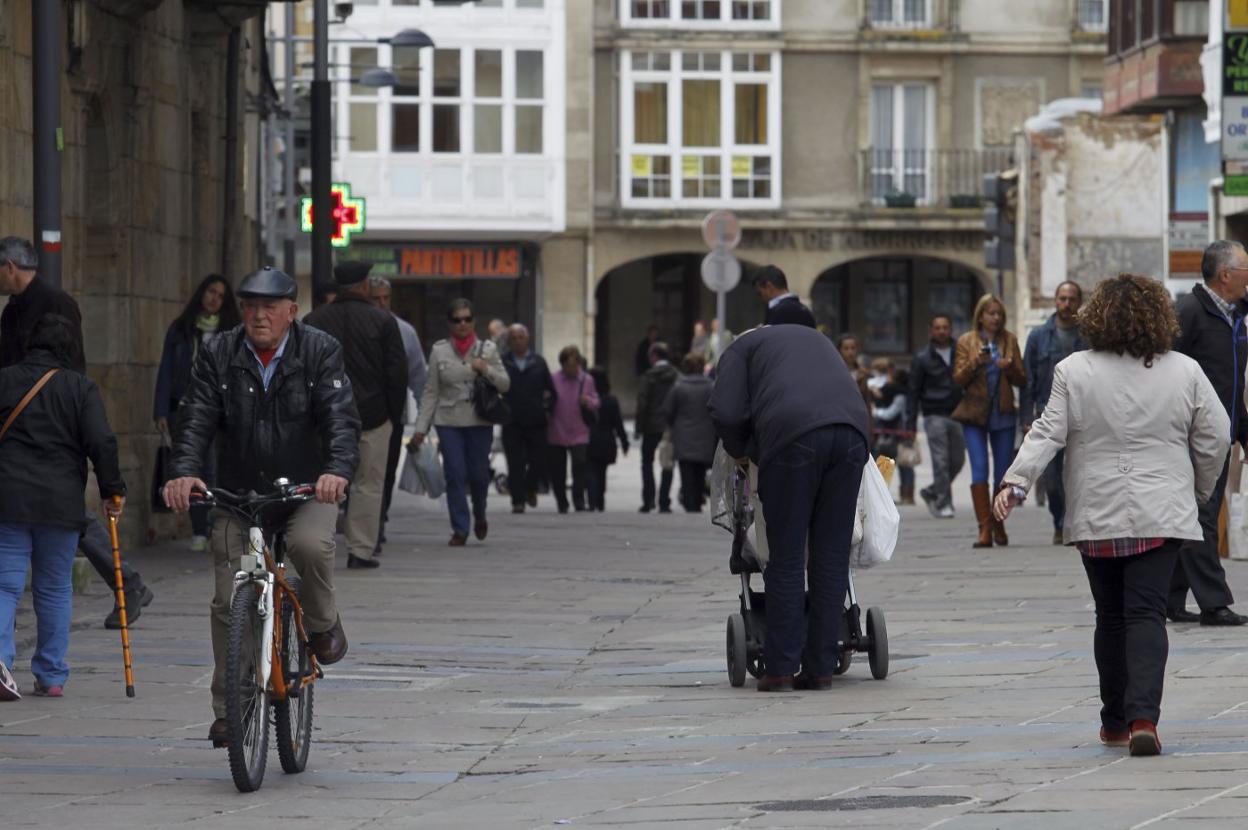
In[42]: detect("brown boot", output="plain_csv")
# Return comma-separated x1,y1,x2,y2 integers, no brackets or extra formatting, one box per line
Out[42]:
899,484,915,506
971,483,993,549
991,512,1009,546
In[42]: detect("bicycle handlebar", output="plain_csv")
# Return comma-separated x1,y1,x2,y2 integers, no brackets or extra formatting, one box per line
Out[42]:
190,482,317,510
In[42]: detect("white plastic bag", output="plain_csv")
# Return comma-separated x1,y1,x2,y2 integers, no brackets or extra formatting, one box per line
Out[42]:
1229,493,1248,561
399,438,446,499
850,459,900,569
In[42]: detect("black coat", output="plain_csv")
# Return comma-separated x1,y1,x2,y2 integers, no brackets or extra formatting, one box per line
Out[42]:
168,321,361,492
589,394,629,463
904,342,963,431
1175,284,1248,445
503,351,555,428
709,326,870,469
0,349,125,528
635,337,656,377
0,275,85,372
303,295,408,430
665,374,717,464
764,296,817,329
635,362,679,435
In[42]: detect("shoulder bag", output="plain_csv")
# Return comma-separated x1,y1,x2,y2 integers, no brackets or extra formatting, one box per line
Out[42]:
0,369,60,443
471,342,511,425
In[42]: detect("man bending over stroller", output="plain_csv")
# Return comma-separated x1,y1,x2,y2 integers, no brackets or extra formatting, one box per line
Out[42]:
709,324,871,691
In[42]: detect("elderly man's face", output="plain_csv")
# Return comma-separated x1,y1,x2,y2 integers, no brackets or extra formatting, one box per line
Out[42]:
1224,248,1248,300
370,284,392,311
509,326,530,355
241,298,298,350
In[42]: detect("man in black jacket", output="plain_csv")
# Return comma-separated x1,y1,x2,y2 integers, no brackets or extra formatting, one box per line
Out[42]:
0,236,153,630
709,325,870,692
1170,240,1248,627
502,323,554,513
304,261,407,568
163,266,361,746
635,342,679,512
753,265,816,328
906,314,965,519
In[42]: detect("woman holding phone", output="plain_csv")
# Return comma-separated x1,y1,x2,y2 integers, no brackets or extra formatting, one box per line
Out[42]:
952,294,1025,549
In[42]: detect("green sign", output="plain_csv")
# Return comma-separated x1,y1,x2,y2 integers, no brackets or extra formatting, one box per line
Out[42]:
1226,175,1248,197
1227,34,1248,97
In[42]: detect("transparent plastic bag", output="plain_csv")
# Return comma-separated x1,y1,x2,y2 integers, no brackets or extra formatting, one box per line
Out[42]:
850,457,900,569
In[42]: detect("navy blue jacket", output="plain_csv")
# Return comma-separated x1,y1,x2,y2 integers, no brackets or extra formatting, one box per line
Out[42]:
709,325,870,469
1020,314,1088,426
763,295,817,328
1175,285,1248,445
905,341,962,431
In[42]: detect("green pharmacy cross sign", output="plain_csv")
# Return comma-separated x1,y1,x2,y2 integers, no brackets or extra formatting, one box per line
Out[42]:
300,182,366,248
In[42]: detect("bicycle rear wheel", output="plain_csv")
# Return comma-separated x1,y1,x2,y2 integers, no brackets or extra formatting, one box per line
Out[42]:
274,577,314,773
225,582,270,792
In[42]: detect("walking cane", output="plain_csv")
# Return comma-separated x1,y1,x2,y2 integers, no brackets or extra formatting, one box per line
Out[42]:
107,496,136,697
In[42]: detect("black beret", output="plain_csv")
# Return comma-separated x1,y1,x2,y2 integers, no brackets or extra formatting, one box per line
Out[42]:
333,260,373,287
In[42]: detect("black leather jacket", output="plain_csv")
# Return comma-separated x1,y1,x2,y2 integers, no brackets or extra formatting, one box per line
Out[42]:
168,321,361,492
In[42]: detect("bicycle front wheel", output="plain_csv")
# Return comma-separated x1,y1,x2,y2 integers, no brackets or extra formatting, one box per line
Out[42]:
225,582,270,792
274,577,314,774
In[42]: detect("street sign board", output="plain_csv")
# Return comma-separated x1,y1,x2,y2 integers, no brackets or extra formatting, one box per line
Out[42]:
1226,98,1248,161
701,209,741,250
300,182,366,248
1227,175,1248,197
701,250,741,293
1232,0,1248,30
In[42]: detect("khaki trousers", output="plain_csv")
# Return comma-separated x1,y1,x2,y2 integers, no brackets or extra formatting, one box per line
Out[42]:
345,422,393,560
210,500,339,718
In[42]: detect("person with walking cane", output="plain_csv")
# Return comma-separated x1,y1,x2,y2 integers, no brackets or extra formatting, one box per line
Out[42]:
0,314,127,701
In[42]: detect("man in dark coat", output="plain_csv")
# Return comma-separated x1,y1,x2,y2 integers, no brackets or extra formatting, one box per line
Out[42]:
906,314,964,519
502,323,554,513
0,235,153,629
1169,240,1248,626
752,265,816,328
635,342,679,512
163,266,361,746
304,261,407,568
709,325,870,692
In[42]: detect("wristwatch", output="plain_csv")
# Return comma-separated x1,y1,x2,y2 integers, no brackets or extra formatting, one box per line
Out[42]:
1010,485,1027,502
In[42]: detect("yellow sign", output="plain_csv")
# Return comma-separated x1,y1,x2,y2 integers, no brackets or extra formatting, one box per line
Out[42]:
731,156,752,178
631,155,652,177
682,156,701,177
1233,0,1248,29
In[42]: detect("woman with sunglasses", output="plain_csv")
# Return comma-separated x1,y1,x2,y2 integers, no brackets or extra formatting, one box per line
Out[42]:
412,299,511,546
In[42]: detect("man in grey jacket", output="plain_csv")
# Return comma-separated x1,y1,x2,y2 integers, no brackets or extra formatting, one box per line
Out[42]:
709,325,870,692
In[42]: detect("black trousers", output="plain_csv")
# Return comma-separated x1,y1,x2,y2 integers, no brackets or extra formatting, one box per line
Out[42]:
1170,455,1235,613
1082,541,1179,730
379,418,405,539
80,516,142,593
640,432,673,511
678,460,709,512
503,424,547,507
586,459,610,511
758,425,867,677
547,444,588,511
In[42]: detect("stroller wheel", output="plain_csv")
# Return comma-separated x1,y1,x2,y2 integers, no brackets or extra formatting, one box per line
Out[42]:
726,614,747,687
833,650,852,675
867,607,889,680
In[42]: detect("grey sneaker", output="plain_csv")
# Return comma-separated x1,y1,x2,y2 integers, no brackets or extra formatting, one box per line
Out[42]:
0,661,21,701
937,505,955,519
920,488,942,519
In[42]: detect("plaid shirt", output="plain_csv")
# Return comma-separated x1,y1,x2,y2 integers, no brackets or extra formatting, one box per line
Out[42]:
1076,538,1166,559
1200,283,1241,325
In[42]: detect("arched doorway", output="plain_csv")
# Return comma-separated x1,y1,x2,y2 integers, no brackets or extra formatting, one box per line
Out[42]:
595,253,759,413
811,257,985,359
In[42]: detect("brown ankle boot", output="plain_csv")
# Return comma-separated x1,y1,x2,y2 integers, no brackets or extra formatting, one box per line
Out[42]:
991,511,1009,546
899,484,915,505
971,483,993,548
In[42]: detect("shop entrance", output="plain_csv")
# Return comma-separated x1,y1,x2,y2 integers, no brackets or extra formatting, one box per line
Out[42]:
389,277,535,352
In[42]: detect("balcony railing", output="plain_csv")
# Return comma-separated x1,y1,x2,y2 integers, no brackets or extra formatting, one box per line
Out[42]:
860,148,1013,208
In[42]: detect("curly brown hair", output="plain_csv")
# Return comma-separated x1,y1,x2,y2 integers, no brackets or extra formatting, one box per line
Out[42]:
1079,274,1179,368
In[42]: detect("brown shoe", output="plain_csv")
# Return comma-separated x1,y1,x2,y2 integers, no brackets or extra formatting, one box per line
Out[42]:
208,717,229,747
527,492,538,508
794,673,834,691
757,674,794,692
309,617,348,665
1128,720,1161,756
449,533,467,547
991,509,1009,546
474,519,488,541
971,483,993,548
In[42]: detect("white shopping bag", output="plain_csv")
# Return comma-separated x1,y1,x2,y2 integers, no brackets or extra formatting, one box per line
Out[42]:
1229,493,1248,561
850,458,900,569
399,438,446,499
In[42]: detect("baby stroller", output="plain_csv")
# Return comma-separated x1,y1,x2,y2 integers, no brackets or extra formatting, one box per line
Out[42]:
722,468,889,687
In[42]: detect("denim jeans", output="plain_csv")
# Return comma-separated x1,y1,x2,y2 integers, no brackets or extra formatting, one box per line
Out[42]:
439,425,494,536
0,522,80,687
962,423,1015,490
757,424,868,677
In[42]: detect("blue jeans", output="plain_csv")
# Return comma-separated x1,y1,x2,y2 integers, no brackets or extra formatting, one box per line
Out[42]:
963,424,1015,490
439,425,494,536
0,522,80,687
757,425,868,677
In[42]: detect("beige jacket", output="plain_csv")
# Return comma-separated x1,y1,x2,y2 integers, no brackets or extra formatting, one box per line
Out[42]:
1002,350,1229,544
415,338,510,433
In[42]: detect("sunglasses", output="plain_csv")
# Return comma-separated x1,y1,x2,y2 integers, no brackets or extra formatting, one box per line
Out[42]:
450,315,473,324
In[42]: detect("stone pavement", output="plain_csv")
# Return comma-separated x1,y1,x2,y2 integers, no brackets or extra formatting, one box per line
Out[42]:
5,456,1248,829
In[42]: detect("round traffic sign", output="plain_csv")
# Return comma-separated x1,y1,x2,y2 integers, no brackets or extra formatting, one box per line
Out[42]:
701,210,742,250
701,250,742,293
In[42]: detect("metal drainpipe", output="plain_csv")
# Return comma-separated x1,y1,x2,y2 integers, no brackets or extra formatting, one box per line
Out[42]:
222,26,241,277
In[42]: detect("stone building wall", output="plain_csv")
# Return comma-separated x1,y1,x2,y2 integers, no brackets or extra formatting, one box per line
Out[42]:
0,0,266,547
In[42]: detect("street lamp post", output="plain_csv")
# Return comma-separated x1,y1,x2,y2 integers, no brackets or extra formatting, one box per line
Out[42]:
311,0,333,303
32,0,62,288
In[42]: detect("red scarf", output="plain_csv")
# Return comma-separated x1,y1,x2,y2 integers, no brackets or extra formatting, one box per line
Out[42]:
255,347,278,367
452,332,477,358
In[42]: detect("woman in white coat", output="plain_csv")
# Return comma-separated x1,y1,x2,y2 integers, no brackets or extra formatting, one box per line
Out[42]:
994,274,1229,757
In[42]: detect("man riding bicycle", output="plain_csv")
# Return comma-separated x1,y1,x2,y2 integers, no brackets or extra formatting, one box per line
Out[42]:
163,267,360,746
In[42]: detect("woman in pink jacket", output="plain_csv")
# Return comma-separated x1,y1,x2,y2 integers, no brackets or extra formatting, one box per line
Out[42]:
546,346,600,513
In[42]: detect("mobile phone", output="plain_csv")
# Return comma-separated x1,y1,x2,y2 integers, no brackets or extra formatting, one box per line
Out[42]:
980,344,992,355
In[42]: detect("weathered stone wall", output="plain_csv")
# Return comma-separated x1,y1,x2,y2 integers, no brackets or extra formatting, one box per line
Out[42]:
0,0,265,547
